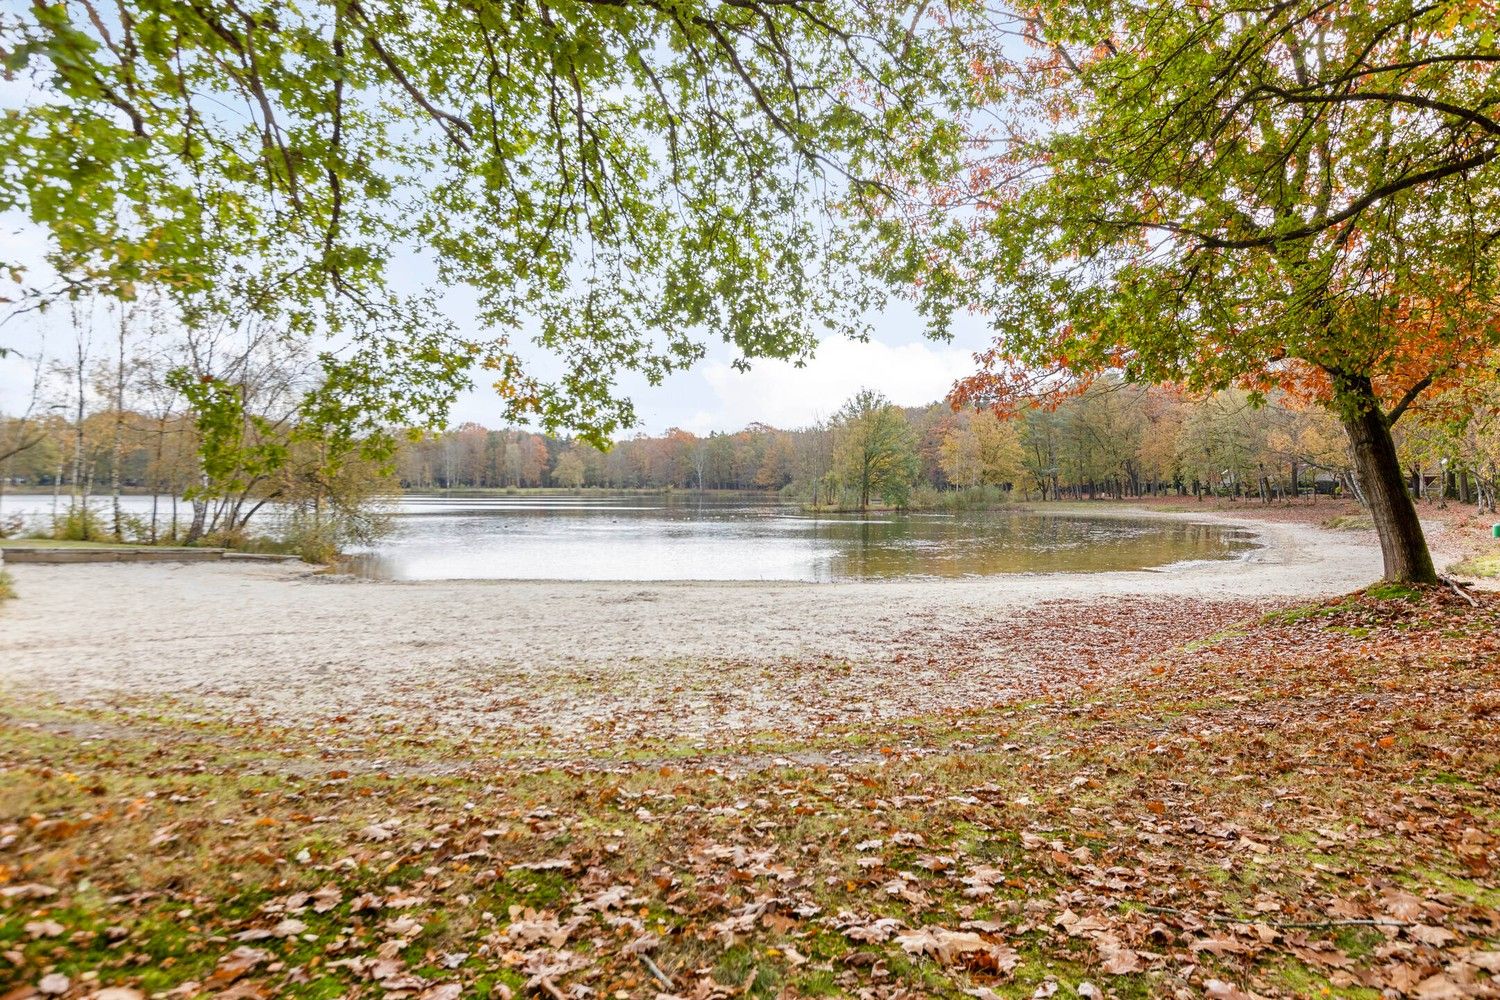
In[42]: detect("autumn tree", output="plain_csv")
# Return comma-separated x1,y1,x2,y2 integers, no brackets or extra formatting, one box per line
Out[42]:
912,2,1500,582
551,448,587,489
832,390,918,510
938,409,1023,490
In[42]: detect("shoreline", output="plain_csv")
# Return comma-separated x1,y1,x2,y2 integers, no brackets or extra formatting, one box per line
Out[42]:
0,506,1476,738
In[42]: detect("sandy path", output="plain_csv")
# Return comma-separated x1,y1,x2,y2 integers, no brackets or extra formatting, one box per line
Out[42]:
0,511,1451,739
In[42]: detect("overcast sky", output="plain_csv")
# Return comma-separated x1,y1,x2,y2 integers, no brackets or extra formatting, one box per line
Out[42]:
450,306,992,435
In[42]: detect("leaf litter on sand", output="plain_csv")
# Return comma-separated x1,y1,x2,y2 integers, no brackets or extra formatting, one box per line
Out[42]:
0,585,1496,998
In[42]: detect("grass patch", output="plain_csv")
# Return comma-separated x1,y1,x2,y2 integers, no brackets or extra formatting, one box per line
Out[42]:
1452,550,1500,579
1364,581,1425,602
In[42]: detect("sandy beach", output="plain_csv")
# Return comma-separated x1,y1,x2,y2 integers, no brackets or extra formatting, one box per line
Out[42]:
0,509,1464,739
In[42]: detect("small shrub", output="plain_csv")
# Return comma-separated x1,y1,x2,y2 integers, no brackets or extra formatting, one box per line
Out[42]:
50,503,108,541
0,569,15,602
281,521,341,564
116,512,153,543
198,527,251,551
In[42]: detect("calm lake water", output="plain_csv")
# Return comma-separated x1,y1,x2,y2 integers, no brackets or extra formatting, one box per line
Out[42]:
347,492,1258,581
1,491,1259,581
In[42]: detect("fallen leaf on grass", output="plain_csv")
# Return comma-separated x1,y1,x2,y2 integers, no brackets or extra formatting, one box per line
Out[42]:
37,974,69,996
1191,933,1256,955
842,916,903,943
1095,933,1143,974
205,945,269,988
310,884,342,912
384,915,424,938
0,884,57,900
510,856,574,872
1408,924,1458,947
1410,973,1467,1000
896,926,1020,972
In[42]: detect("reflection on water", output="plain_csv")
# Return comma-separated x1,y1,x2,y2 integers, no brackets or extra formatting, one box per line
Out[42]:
342,492,1258,582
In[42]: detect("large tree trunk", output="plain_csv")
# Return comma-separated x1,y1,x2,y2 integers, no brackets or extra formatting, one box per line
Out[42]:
1336,374,1437,584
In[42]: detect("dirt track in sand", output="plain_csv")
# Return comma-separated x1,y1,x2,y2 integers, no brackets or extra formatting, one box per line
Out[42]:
0,509,1469,739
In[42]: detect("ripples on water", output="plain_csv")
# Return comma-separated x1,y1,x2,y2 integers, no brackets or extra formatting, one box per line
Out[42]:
345,492,1258,582
1,491,1258,581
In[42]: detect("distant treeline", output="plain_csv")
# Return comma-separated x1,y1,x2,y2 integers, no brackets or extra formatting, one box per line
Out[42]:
6,379,1497,520
392,380,1500,509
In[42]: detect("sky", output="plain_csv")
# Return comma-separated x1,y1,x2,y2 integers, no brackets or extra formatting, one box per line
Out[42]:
448,308,991,435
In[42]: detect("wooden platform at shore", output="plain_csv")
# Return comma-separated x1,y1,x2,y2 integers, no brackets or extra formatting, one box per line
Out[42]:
0,543,301,565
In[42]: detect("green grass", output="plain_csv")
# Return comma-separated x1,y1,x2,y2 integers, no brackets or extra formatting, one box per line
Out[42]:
1452,550,1500,579
1272,959,1383,999
0,569,13,602
1261,600,1353,625
1365,581,1425,601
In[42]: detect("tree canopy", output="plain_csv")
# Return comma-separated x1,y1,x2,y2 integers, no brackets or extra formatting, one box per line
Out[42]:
2,0,974,444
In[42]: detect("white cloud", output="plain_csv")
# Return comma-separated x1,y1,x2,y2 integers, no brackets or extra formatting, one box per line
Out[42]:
444,330,985,436
697,335,976,431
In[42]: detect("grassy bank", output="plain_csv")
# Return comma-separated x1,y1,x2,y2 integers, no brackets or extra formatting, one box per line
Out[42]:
1,588,1496,999
1455,553,1500,579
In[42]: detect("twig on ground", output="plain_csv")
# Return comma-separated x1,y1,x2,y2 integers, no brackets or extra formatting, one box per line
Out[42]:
537,976,568,1000
639,953,676,990
1441,575,1480,607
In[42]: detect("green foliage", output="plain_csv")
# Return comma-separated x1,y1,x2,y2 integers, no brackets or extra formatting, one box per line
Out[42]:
273,520,341,566
903,2,1500,407
551,449,587,489
3,2,977,443
167,369,288,504
49,502,107,542
831,389,918,509
884,1,1499,581
0,568,14,602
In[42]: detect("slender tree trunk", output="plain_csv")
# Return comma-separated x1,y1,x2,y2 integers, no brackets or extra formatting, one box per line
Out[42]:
111,308,127,540
71,352,88,539
1335,374,1437,584
52,454,63,521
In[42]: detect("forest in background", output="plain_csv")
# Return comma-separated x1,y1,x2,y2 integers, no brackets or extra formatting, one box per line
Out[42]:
5,361,1499,543
396,379,1500,511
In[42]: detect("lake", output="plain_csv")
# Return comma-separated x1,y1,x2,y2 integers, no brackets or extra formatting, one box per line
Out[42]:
347,492,1257,581
1,491,1259,581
